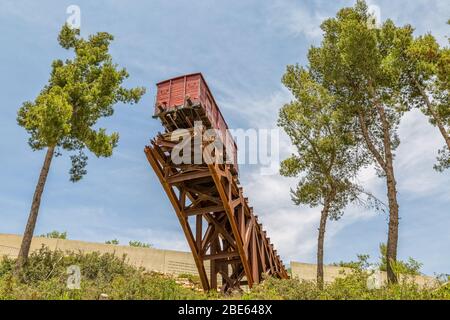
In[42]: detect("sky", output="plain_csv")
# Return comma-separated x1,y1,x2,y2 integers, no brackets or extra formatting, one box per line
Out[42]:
0,0,449,276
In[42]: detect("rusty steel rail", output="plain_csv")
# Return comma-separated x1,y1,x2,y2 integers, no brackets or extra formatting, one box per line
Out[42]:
145,128,288,292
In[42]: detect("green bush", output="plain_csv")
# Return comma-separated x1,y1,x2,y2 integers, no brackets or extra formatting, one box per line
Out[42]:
243,269,450,300
39,231,67,239
0,246,205,300
108,273,203,300
128,241,152,248
1,246,448,300
242,277,321,300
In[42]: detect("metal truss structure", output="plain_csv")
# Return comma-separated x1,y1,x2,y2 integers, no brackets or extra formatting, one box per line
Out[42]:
145,106,288,293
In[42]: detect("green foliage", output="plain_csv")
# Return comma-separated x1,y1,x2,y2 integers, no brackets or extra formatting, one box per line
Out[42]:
332,246,422,277
279,65,368,220
299,0,414,282
39,231,67,239
386,19,450,171
17,24,146,182
242,276,321,300
307,1,409,174
17,87,73,149
105,239,119,245
243,270,449,301
0,257,14,278
0,246,204,300
0,247,448,300
332,254,371,270
177,273,201,285
128,241,153,248
331,246,423,280
108,273,202,300
378,243,422,276
435,148,450,172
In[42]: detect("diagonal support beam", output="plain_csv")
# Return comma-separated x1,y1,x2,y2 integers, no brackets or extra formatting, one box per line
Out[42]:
203,251,240,260
167,170,211,184
184,205,225,216
206,163,254,288
145,145,210,290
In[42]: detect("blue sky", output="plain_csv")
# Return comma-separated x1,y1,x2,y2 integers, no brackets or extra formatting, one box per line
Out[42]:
0,0,449,275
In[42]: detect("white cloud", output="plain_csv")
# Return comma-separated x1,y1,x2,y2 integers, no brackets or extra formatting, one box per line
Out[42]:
395,109,450,198
217,84,381,263
266,0,328,39
0,0,62,28
215,80,293,129
373,0,450,45
240,164,380,264
233,87,449,266
268,0,449,45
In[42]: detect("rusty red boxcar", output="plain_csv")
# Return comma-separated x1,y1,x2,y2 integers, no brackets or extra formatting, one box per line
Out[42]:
154,73,238,170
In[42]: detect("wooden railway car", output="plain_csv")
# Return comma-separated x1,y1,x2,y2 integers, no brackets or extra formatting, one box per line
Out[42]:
154,73,238,171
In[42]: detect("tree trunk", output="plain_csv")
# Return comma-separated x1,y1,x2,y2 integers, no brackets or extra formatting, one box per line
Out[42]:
376,104,399,284
15,146,55,273
414,79,450,150
384,155,399,284
317,198,331,290
362,84,401,284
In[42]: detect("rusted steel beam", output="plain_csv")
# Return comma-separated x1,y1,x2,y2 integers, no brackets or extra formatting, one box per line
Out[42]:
210,237,218,290
218,257,242,264
167,170,211,184
257,228,266,274
206,163,254,288
203,251,240,261
184,205,225,216
244,218,254,252
206,215,237,249
251,224,259,284
145,130,288,292
201,224,215,255
184,187,222,204
144,146,210,291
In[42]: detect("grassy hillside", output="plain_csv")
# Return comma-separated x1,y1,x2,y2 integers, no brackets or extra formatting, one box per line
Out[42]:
1,246,449,300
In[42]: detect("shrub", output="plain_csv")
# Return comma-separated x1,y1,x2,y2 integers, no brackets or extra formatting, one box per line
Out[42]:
39,231,67,239
243,269,450,300
128,241,152,248
1,246,448,300
242,276,321,300
0,246,204,300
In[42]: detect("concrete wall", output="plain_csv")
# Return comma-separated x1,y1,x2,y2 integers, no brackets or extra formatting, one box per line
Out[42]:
290,261,438,288
0,234,207,276
0,234,437,287
291,262,353,283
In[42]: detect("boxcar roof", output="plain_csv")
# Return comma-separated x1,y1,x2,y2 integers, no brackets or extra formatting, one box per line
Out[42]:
156,72,204,85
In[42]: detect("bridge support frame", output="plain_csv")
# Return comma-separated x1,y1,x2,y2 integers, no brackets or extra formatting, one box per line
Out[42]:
145,131,288,292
